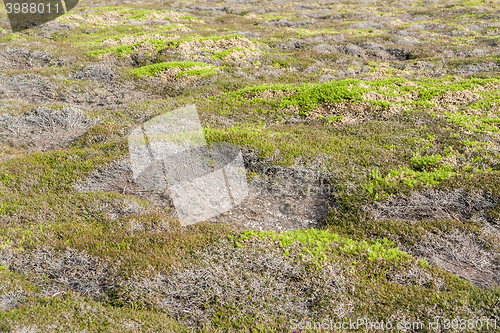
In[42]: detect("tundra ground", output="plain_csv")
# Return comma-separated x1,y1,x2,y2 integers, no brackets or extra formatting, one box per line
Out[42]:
1,0,500,332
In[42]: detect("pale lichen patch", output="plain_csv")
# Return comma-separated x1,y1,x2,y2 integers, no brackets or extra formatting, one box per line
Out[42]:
101,34,179,47
432,90,482,107
177,36,260,61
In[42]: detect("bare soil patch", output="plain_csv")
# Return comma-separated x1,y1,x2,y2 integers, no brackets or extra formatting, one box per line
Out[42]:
74,151,335,232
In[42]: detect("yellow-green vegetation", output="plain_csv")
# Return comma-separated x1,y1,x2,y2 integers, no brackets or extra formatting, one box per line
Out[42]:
84,33,258,61
200,76,500,202
202,76,500,117
232,229,410,268
0,145,124,195
130,61,216,78
86,38,174,57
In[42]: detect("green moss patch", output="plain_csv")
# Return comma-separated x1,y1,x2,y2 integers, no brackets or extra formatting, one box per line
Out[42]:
232,228,410,268
130,61,216,78
200,77,500,119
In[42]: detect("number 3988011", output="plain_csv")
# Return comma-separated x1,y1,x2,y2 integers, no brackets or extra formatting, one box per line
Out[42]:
5,2,61,14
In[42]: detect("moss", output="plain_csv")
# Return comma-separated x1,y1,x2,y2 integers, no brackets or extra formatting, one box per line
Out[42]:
205,122,402,166
125,9,154,20
278,79,364,115
200,76,500,119
444,111,500,134
86,38,178,57
0,289,188,332
178,15,202,22
232,228,410,269
486,204,500,223
177,67,217,78
130,61,192,76
129,61,214,77
410,154,444,171
0,197,236,274
211,47,259,62
0,145,124,195
211,48,245,60
0,34,15,43
74,124,127,148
